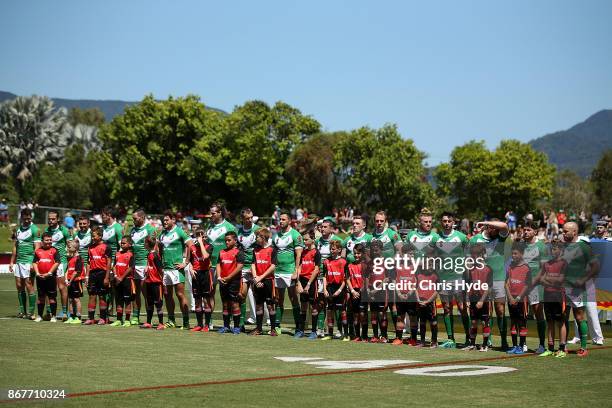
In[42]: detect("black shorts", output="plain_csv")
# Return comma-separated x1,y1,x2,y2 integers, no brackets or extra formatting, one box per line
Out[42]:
469,301,490,321
88,269,108,296
396,297,417,316
192,269,215,297
220,277,242,302
36,276,57,298
299,276,318,303
115,278,135,303
68,280,84,299
417,302,437,322
145,282,164,306
544,300,566,321
348,290,367,313
326,284,345,309
254,279,275,305
508,299,528,320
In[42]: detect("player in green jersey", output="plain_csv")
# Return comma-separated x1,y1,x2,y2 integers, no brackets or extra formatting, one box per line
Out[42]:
206,202,237,328
9,208,40,318
45,210,72,320
469,218,510,350
561,222,600,357
130,209,156,325
272,211,304,335
343,216,373,263
73,215,91,314
404,208,440,257
437,212,470,348
101,207,123,319
314,218,343,336
522,221,548,353
237,208,260,329
159,210,193,329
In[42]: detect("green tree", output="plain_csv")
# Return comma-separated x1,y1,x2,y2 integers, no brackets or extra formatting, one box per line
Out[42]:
97,95,226,210
335,124,434,220
67,107,106,127
0,96,70,194
222,101,320,213
590,149,612,214
435,139,555,218
551,170,592,214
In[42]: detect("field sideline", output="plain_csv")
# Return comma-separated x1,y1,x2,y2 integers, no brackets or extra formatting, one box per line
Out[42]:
1,275,611,407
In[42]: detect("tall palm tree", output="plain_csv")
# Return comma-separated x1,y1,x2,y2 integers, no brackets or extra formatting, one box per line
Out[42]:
0,95,70,187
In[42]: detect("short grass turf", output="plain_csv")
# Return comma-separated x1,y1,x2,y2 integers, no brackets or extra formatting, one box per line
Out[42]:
0,275,611,408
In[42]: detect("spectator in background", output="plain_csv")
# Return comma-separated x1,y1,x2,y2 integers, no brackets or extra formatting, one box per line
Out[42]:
0,198,8,224
557,209,567,229
63,212,75,235
505,210,517,231
460,217,470,235
547,210,558,240
296,207,304,222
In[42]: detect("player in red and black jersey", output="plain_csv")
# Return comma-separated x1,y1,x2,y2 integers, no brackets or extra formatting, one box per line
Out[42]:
346,244,367,341
365,240,389,343
538,242,568,357
65,241,84,324
322,240,348,340
416,259,439,347
111,237,136,327
505,243,532,354
392,244,418,345
216,231,245,334
32,232,60,322
84,227,112,325
296,230,321,338
465,244,493,351
251,228,277,336
189,228,213,332
143,236,165,330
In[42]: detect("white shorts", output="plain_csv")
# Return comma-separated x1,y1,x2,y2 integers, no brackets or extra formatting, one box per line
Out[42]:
566,286,586,308
275,274,295,289
163,269,184,286
56,263,66,278
134,266,146,280
13,263,31,279
242,267,253,283
317,277,325,294
492,280,506,300
528,285,542,305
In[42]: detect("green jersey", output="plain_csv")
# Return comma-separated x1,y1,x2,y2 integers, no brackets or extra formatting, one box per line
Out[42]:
524,239,548,278
404,229,440,258
343,232,373,264
238,224,260,268
102,221,123,261
206,219,237,267
159,226,192,270
437,230,468,280
315,234,343,267
469,232,510,281
15,224,40,264
371,228,401,259
45,225,71,263
272,227,304,275
562,240,593,285
74,229,91,264
130,224,156,267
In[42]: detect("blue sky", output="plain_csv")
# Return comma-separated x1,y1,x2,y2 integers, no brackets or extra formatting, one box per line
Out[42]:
1,0,611,164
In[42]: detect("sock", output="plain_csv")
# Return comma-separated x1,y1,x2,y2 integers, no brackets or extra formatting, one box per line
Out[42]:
579,320,588,349
256,312,264,331
410,326,418,341
72,304,78,317
50,302,57,316
431,323,438,344
462,313,471,341
100,307,108,321
444,314,453,339
133,309,140,322
559,343,566,351
391,311,398,329
37,302,44,317
62,305,68,316
146,309,153,324
300,312,307,332
240,303,247,326
18,291,26,314
196,310,203,327
28,293,36,314
157,307,164,324
537,320,546,346
88,309,95,320
233,313,240,329
317,311,326,330
117,310,123,322
46,305,51,314
335,309,342,333
372,322,379,338
223,313,230,328
270,312,276,331
396,329,403,339
292,306,301,330
519,327,527,347
483,324,491,347
182,312,190,327
511,324,518,347
498,316,508,345
420,322,426,343
126,312,131,322
276,305,284,327
311,314,318,333
362,323,369,339
548,342,555,352
347,314,355,337
470,327,477,346
341,311,348,336
168,313,175,323
380,313,388,338
204,311,212,326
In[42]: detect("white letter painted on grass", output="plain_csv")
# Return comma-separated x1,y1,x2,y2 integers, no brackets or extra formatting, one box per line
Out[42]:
305,360,419,370
395,365,516,377
274,357,324,362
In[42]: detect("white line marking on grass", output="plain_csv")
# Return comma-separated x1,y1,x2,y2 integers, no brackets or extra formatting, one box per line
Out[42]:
275,357,324,362
395,365,516,376
304,360,419,370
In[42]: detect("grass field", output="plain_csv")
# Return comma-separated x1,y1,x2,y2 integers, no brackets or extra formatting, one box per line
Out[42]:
1,274,611,407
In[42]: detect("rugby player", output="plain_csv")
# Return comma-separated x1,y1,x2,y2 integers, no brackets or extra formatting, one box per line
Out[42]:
84,227,112,325
159,210,193,329
522,221,548,353
416,254,439,348
142,236,165,330
321,240,348,340
45,210,72,320
73,216,91,304
315,218,343,336
296,230,321,338
272,211,303,335
251,228,277,336
465,244,493,351
237,208,260,330
110,237,136,327
9,208,40,319
129,209,156,325
32,232,60,322
216,231,245,334
392,244,418,345
189,228,213,331
366,240,389,343
64,241,84,324
346,243,367,341
101,207,123,318
505,243,531,354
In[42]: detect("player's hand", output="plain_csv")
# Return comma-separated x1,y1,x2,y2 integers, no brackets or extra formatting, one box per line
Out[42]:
190,268,196,278
476,301,483,309
304,283,310,292
103,277,110,287
352,289,360,299
8,264,13,273
510,299,517,306
419,301,427,306
333,290,341,297
65,279,70,285
324,290,329,298
255,280,263,288
296,283,303,294
218,277,226,285
175,262,186,270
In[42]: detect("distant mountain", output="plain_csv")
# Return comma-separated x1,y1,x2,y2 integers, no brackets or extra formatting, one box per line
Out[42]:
529,110,612,177
0,91,225,122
